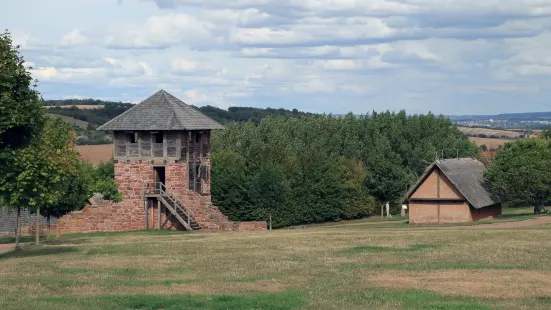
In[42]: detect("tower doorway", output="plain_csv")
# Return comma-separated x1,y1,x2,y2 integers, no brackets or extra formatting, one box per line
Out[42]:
154,166,166,188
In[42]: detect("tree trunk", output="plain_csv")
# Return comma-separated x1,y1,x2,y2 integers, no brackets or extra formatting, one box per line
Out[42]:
47,216,51,236
269,213,272,231
36,207,40,245
15,206,21,252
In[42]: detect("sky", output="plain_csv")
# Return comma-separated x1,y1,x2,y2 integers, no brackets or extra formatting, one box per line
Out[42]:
3,0,551,115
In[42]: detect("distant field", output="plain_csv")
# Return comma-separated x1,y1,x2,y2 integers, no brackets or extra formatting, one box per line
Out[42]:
457,126,527,138
76,144,113,165
469,137,510,149
47,105,104,110
47,113,89,129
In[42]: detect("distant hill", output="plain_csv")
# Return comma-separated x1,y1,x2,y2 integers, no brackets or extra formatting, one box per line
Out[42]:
43,99,316,126
43,99,317,145
449,111,551,121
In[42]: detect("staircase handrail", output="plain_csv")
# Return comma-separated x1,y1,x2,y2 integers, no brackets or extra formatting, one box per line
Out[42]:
155,182,194,228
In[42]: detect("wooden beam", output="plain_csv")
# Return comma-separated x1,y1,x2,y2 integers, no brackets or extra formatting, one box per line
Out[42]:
437,169,441,223
157,199,162,230
144,200,149,230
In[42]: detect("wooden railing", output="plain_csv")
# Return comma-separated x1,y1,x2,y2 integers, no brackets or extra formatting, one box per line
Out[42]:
142,182,194,230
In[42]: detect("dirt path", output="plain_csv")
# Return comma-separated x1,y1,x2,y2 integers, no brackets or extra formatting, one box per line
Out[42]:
0,244,16,255
403,216,551,230
330,216,551,230
460,216,551,229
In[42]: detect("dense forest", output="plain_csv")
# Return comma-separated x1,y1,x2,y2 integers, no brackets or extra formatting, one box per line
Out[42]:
211,112,479,227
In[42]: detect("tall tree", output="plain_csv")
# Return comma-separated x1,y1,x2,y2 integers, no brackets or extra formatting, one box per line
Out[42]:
0,30,46,249
1,117,80,247
0,31,44,151
486,138,551,214
248,163,287,229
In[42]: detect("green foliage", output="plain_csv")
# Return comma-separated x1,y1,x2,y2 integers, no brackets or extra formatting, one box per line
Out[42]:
92,160,122,202
43,161,94,219
199,105,315,124
0,31,45,150
248,163,287,220
212,112,478,227
486,138,551,213
0,110,80,211
541,127,551,139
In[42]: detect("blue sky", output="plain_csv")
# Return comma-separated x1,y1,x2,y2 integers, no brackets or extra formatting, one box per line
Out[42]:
3,0,551,115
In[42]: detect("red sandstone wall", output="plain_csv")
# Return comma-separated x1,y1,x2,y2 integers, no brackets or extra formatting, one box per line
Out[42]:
57,159,266,235
56,200,144,235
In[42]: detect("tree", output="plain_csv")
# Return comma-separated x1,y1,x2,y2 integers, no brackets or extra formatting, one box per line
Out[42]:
486,138,551,214
1,116,80,247
92,160,122,202
40,160,94,234
0,31,44,151
0,30,49,249
541,127,551,139
248,163,287,229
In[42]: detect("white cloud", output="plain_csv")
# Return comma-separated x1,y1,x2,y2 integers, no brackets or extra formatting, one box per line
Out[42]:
104,57,154,76
60,29,90,47
104,14,218,49
170,58,215,75
7,0,551,114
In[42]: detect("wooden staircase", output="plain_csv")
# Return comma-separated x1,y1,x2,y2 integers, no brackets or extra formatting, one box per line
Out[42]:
144,182,228,231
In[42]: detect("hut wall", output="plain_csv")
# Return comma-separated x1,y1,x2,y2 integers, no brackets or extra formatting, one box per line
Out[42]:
471,204,502,221
410,170,462,200
438,202,472,223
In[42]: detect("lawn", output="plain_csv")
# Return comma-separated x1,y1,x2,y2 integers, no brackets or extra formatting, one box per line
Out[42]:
1,216,551,309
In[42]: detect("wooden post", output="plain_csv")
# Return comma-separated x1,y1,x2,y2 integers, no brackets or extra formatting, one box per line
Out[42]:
381,204,384,219
437,169,441,224
157,199,161,230
15,206,21,251
145,200,149,230
269,213,272,231
36,207,40,245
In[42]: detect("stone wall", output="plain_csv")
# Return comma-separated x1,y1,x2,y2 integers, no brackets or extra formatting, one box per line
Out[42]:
56,200,145,235
56,160,267,235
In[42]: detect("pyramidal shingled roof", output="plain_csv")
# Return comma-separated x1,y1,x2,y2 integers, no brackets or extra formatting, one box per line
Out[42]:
97,90,224,131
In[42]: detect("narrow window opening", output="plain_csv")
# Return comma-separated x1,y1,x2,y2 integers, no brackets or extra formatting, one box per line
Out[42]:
155,132,163,143
128,132,138,144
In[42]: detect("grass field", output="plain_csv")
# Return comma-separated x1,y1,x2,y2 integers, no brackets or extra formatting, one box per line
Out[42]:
47,113,90,129
457,127,529,139
76,144,114,165
468,137,511,149
2,208,551,309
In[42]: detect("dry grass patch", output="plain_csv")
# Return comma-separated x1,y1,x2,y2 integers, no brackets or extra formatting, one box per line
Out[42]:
2,224,551,309
368,270,551,299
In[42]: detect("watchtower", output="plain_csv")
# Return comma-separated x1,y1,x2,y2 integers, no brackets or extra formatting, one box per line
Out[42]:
55,90,266,235
97,90,227,230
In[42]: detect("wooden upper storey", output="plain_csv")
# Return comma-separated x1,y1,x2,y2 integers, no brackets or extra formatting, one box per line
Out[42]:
113,130,210,161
